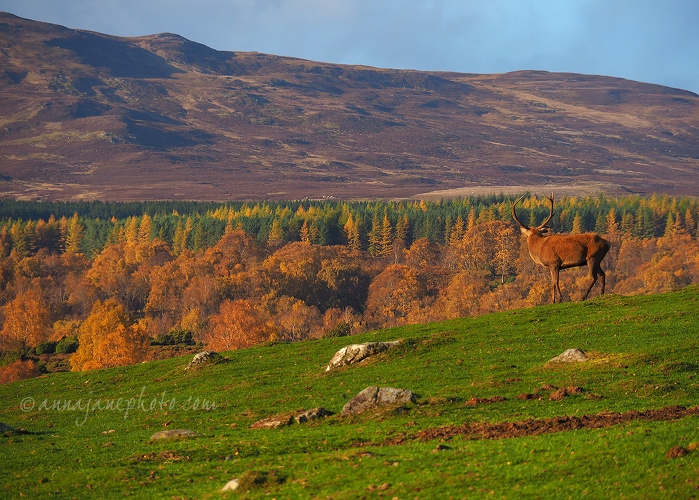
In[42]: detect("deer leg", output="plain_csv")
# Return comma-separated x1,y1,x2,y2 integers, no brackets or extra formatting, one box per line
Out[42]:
582,259,599,300
549,266,560,303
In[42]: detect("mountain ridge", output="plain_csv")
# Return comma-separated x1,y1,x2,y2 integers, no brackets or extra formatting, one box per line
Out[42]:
1,12,698,201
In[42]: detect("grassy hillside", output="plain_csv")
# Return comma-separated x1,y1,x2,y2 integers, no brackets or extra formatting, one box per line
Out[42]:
2,287,699,498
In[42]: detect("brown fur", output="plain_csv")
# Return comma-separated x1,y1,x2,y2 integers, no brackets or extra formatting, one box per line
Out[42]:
512,195,610,303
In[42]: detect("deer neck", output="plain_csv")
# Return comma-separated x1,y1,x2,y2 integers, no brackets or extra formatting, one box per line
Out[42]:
526,231,549,265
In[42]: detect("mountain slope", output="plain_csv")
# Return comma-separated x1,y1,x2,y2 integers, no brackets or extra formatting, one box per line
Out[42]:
1,12,699,201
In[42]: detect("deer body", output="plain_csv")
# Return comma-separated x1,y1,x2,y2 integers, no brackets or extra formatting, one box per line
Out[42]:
512,195,610,303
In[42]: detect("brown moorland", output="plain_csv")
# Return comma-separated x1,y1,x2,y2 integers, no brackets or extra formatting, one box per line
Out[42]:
1,12,698,201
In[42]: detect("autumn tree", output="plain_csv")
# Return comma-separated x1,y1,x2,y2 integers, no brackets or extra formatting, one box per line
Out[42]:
85,243,134,309
145,253,192,323
9,220,27,258
0,287,50,350
261,242,369,312
344,212,362,250
0,359,41,385
449,216,466,246
300,220,311,243
266,295,322,341
70,299,149,371
378,212,394,257
364,264,426,328
204,299,273,350
268,218,285,247
367,213,382,257
457,220,517,279
433,271,490,320
35,216,61,253
395,213,410,244
639,232,698,294
65,213,85,254
322,306,363,336
404,238,440,269
492,222,518,283
315,249,371,312
613,238,656,295
0,225,10,258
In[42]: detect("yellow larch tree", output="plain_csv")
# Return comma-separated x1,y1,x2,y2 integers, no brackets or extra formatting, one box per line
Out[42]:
70,299,149,371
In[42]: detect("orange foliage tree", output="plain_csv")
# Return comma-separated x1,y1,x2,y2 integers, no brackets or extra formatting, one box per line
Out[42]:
203,299,274,351
265,295,322,341
262,242,369,312
434,271,491,320
0,359,41,385
0,287,50,350
364,264,426,328
70,299,149,371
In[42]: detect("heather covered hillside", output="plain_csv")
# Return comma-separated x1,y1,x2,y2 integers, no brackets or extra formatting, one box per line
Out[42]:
1,12,699,201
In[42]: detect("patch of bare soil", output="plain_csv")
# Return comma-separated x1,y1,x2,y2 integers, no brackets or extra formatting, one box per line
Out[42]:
382,405,699,445
462,396,507,407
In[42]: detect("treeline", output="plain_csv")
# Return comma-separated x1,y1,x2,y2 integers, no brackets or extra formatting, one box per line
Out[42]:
1,194,699,381
2,194,698,259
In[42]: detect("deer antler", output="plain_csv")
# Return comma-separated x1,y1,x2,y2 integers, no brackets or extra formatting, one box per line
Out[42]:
511,196,529,229
536,193,555,230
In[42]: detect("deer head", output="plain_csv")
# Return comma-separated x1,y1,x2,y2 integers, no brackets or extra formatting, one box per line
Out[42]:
511,193,555,237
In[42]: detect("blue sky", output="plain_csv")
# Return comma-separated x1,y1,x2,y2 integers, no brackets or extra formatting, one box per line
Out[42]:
1,0,698,94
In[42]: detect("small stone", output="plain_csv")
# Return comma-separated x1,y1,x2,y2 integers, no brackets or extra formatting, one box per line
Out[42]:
221,478,240,491
294,407,333,424
342,386,380,415
185,351,226,371
376,387,415,406
250,407,333,429
250,414,294,429
549,348,588,363
325,341,401,372
342,386,415,415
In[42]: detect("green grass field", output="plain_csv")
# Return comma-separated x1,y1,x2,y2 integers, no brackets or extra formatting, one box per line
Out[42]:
2,287,699,499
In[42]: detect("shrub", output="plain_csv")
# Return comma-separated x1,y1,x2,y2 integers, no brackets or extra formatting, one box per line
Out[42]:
55,336,79,354
325,323,351,338
34,341,58,355
42,358,72,373
0,351,23,367
151,330,195,346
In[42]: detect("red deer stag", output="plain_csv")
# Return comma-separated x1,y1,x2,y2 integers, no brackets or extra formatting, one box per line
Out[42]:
511,194,610,303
